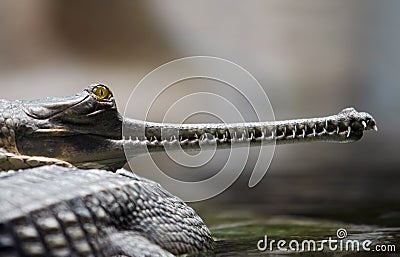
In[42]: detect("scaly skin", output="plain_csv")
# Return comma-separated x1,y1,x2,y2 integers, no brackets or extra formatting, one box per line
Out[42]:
0,84,377,171
0,166,213,256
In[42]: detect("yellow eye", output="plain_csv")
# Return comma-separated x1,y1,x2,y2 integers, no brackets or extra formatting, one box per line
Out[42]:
92,85,110,99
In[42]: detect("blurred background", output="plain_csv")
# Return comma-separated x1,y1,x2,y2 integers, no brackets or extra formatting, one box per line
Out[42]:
0,0,399,226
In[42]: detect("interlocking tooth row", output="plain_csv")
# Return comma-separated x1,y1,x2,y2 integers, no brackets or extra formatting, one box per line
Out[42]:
122,118,369,147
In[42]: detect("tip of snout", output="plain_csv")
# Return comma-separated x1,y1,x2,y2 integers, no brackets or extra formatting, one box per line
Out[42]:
367,117,378,131
346,107,376,133
361,114,377,132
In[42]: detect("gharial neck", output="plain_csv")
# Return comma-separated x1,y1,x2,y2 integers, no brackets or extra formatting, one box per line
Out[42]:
120,107,377,155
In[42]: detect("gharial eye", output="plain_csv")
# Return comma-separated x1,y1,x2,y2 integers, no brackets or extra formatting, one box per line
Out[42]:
92,85,110,99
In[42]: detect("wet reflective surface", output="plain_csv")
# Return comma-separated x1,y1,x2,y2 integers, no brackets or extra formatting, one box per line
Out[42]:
190,207,399,256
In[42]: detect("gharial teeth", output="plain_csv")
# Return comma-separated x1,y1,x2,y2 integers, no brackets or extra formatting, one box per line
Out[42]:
346,126,351,138
250,132,254,140
362,121,367,129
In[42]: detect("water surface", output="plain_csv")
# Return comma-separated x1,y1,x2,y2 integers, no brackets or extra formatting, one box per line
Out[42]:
190,208,399,256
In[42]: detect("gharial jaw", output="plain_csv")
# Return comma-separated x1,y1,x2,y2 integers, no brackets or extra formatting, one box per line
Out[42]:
121,107,377,153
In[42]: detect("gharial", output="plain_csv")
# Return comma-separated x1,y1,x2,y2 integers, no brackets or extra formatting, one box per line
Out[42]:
0,84,377,257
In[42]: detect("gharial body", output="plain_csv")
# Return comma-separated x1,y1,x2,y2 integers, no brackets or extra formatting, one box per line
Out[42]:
0,84,377,256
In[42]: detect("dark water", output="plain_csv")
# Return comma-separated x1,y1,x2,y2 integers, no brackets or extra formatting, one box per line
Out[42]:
189,208,399,257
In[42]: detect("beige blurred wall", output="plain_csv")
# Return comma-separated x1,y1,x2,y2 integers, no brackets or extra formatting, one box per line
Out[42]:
0,1,373,106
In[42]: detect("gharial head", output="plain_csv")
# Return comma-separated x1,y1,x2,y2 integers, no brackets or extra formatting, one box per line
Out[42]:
8,84,378,171
17,84,127,170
